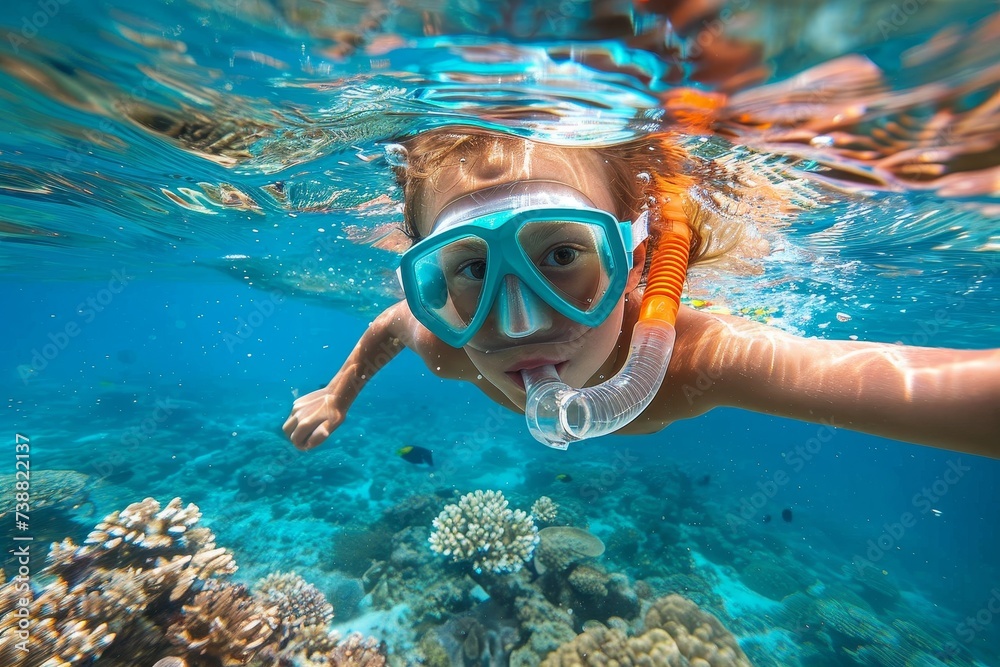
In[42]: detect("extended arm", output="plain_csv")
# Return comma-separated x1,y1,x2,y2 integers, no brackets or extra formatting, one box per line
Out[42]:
283,300,513,449
667,306,1000,458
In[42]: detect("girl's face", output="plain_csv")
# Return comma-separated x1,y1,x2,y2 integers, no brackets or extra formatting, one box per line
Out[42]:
411,137,645,407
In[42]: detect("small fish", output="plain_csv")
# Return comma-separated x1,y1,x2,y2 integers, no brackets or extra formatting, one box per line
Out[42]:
695,474,711,486
555,473,573,483
781,508,793,522
762,514,772,523
397,445,433,466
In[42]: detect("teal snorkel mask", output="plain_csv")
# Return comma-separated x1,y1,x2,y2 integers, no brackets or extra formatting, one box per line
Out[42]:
398,178,682,452
397,180,648,349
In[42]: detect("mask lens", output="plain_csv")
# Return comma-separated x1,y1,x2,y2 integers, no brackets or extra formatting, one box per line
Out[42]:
516,220,613,315
414,234,490,334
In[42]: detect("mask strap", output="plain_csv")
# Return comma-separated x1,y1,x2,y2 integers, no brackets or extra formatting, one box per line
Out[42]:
631,210,649,250
619,210,649,271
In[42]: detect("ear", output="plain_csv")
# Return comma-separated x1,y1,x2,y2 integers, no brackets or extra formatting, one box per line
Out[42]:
625,240,647,293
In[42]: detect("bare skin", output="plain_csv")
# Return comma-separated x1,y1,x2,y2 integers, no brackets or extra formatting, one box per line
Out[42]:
283,136,1000,459
283,300,1000,458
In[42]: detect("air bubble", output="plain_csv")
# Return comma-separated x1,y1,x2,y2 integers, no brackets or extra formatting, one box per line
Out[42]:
384,143,408,167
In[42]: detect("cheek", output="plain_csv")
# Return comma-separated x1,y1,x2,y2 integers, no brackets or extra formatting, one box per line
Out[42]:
566,311,622,383
466,352,501,380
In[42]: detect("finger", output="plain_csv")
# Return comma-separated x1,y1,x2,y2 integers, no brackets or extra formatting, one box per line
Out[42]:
305,424,331,450
282,414,298,437
289,417,315,448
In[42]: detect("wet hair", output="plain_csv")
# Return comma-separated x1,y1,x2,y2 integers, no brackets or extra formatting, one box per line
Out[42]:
390,126,734,283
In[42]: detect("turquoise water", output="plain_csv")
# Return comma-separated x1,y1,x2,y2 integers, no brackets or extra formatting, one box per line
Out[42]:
2,1,1000,666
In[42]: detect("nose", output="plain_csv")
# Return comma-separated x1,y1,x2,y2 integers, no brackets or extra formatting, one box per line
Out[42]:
496,275,553,338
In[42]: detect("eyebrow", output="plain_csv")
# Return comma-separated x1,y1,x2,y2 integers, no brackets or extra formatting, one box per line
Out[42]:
519,222,563,248
519,221,596,250
439,237,487,256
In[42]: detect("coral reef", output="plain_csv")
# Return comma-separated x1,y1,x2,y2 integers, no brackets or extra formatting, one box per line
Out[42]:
429,490,539,574
739,557,803,601
848,566,901,613
533,527,605,574
816,597,896,646
326,523,396,576
167,580,278,664
567,566,609,598
0,497,386,667
0,469,93,519
381,493,444,529
421,605,521,667
254,571,335,638
645,594,751,665
531,496,559,523
540,594,752,666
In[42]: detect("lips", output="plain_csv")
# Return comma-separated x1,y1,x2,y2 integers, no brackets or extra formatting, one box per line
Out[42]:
505,360,568,391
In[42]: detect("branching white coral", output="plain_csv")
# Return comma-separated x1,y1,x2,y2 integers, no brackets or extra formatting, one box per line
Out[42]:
531,496,558,523
428,490,539,574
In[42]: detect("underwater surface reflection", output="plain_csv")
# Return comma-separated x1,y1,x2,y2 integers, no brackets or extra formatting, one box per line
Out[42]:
2,1,1000,666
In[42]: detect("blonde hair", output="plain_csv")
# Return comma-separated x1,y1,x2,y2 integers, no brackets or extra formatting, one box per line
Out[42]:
390,126,744,281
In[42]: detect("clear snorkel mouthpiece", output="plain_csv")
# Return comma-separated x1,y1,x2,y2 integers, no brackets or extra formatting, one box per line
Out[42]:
522,322,677,449
522,185,691,450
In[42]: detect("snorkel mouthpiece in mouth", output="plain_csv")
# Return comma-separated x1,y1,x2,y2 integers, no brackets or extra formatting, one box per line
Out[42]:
522,321,677,448
523,179,692,449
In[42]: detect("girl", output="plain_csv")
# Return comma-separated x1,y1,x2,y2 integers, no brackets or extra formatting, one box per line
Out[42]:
283,127,1000,458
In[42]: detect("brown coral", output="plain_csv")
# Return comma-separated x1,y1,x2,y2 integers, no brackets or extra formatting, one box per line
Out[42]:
168,581,279,664
540,594,752,667
0,498,241,667
254,571,334,638
326,632,388,666
0,469,92,519
0,497,387,667
540,623,685,666
567,566,609,598
533,527,605,575
645,594,751,666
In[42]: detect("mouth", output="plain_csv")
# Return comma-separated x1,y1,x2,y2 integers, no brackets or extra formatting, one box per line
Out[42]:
505,360,568,391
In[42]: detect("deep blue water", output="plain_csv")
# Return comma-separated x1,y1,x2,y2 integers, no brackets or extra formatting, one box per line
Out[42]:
2,1,1000,666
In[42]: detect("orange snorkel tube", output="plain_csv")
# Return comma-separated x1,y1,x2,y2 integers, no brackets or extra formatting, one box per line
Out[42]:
522,165,692,448
641,176,692,326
